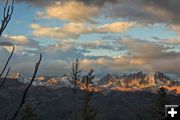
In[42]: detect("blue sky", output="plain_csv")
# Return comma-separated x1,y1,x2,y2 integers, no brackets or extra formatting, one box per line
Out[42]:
0,0,180,77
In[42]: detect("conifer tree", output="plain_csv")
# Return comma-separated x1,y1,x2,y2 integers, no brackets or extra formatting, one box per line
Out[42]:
150,87,169,120
21,105,40,120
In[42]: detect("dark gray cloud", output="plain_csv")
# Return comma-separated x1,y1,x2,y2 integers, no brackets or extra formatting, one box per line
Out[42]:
142,0,180,23
13,0,118,6
119,38,180,73
75,0,118,6
103,0,180,24
143,0,180,15
0,0,176,25
12,0,180,25
0,41,14,46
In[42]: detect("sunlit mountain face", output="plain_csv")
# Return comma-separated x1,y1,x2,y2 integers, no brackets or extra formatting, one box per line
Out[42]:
0,0,179,78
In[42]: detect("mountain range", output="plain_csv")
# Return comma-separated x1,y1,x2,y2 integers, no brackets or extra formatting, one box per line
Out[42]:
10,72,180,94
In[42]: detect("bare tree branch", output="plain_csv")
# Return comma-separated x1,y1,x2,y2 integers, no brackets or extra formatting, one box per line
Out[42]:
82,69,95,91
0,0,14,37
70,58,82,88
9,54,42,120
0,67,10,88
0,45,15,78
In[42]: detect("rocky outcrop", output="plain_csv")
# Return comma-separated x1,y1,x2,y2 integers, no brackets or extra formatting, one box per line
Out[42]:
98,72,174,89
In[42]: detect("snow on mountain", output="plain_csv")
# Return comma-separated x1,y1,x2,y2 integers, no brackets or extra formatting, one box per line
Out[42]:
98,72,174,89
9,72,180,94
10,73,21,79
15,74,72,88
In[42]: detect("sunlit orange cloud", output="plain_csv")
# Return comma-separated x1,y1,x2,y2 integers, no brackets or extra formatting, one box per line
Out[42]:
96,22,135,33
30,22,134,39
169,24,180,33
9,35,29,45
37,1,99,22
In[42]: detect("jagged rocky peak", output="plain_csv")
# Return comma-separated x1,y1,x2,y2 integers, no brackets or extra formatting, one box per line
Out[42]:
10,72,21,79
98,72,174,88
61,74,69,78
36,76,46,81
99,73,119,84
47,78,60,85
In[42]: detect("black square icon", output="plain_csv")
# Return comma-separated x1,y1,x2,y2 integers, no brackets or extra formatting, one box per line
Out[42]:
165,105,180,120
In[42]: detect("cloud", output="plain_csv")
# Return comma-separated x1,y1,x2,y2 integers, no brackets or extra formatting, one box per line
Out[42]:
30,23,91,39
102,0,180,25
151,56,180,74
0,36,179,76
1,0,179,76
6,0,180,25
14,0,118,7
1,35,39,47
143,0,180,21
40,41,85,61
119,38,180,73
9,36,30,45
80,57,152,74
37,1,99,23
30,22,134,39
79,40,125,51
0,41,14,46
120,38,165,59
0,35,41,57
152,36,180,45
169,24,180,33
162,38,180,45
79,40,104,49
0,47,11,59
96,22,135,33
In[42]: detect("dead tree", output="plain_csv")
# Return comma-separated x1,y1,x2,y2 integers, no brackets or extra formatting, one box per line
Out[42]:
69,58,82,120
9,54,42,120
0,45,15,89
0,45,15,78
0,67,10,87
0,0,14,37
0,0,15,87
81,69,97,120
70,58,82,89
0,1,42,120
81,69,95,92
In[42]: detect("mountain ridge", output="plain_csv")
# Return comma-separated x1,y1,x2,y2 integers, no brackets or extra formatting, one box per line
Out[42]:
10,71,180,94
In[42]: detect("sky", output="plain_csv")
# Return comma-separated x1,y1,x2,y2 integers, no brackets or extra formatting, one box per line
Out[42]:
0,0,180,78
